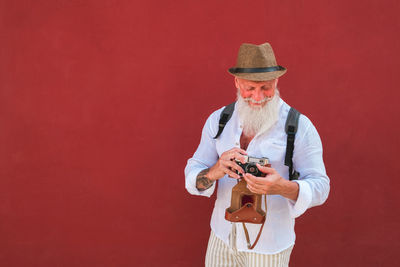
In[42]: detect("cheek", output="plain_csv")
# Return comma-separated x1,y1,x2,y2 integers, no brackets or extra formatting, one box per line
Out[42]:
240,89,251,98
263,90,274,98
263,91,271,98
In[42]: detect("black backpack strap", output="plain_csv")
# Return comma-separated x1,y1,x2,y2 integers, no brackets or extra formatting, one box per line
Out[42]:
285,107,301,181
213,102,236,139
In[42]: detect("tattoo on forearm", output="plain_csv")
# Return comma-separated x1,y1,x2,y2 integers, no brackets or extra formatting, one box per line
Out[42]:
196,168,214,191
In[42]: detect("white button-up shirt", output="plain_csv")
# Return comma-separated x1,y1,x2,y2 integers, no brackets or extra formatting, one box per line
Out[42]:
185,99,330,254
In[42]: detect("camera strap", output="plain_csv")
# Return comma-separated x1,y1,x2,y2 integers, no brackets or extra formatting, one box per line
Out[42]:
284,107,300,181
215,102,301,180
213,102,236,139
241,194,267,249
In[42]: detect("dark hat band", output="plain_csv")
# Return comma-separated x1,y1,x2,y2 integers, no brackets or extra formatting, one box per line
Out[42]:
229,65,285,73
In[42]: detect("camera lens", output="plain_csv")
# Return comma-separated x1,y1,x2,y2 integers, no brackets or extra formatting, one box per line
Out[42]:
248,166,256,173
245,164,258,175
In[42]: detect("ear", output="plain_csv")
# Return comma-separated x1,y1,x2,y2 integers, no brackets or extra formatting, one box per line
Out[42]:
234,77,239,89
275,78,279,87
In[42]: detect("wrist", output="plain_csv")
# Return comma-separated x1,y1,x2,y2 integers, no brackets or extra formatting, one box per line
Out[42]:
276,176,288,191
206,172,218,182
206,165,218,181
280,179,299,201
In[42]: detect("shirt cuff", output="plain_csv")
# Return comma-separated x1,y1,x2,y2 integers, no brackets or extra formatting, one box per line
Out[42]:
287,180,312,218
185,168,216,197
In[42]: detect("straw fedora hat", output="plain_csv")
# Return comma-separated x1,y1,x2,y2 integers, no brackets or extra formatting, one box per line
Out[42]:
228,42,286,81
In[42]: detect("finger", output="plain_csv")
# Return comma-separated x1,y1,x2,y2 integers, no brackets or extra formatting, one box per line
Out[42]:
225,168,241,179
244,176,257,190
222,149,247,162
232,152,247,163
225,170,239,178
244,174,262,188
221,151,238,161
225,148,247,159
246,183,265,195
226,151,246,162
229,147,247,155
243,173,256,184
245,173,267,185
256,164,275,174
221,148,242,158
247,179,268,193
224,160,244,175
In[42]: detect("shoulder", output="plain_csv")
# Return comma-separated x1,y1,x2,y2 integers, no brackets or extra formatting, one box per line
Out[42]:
206,105,227,124
280,100,312,128
202,104,232,136
208,105,226,121
279,100,317,140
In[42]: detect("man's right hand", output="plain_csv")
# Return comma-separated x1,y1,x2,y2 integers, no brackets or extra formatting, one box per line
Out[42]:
208,147,247,180
196,148,247,191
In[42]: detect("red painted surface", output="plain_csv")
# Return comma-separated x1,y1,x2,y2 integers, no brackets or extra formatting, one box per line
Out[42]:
1,0,399,266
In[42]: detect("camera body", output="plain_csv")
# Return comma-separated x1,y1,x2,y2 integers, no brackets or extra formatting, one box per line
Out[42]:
236,156,270,177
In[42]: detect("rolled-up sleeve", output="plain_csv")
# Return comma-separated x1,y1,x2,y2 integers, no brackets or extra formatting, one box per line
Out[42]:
184,110,221,197
287,117,330,218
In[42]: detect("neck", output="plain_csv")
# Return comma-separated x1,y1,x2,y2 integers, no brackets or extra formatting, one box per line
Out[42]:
240,132,255,151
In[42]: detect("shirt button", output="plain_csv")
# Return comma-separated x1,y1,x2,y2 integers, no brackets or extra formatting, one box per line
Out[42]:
235,142,239,146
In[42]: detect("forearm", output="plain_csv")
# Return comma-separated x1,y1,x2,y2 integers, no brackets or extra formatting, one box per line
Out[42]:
196,168,215,191
278,179,299,201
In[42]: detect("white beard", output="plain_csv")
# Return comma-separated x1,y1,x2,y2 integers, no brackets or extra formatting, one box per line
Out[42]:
236,89,281,137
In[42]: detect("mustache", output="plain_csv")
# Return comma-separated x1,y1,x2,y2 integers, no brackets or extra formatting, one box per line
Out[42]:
242,96,273,104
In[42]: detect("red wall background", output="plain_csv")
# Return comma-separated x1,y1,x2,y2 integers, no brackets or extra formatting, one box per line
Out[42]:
1,0,399,266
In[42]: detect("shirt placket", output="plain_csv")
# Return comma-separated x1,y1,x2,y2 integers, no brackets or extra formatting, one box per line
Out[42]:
235,124,243,149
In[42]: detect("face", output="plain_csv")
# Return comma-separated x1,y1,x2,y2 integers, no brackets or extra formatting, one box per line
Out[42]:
235,78,278,108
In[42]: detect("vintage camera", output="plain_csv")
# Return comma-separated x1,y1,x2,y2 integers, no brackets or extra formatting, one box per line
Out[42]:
236,156,270,177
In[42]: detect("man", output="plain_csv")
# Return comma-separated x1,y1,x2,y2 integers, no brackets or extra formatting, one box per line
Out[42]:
185,42,330,266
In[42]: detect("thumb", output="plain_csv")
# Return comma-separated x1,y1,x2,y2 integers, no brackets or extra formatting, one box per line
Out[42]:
256,163,275,174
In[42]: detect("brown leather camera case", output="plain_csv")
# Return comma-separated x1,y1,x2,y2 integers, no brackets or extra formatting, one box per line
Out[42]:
225,179,266,224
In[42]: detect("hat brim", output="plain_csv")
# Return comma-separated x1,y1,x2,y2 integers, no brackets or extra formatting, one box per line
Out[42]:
227,68,286,81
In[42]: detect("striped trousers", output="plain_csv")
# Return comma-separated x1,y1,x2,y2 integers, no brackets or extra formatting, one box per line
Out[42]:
205,227,293,267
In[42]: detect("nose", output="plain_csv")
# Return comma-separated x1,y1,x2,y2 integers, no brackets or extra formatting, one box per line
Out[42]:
252,89,264,101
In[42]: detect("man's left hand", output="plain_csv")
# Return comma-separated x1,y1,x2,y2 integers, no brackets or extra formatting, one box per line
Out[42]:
243,163,299,200
243,164,284,195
